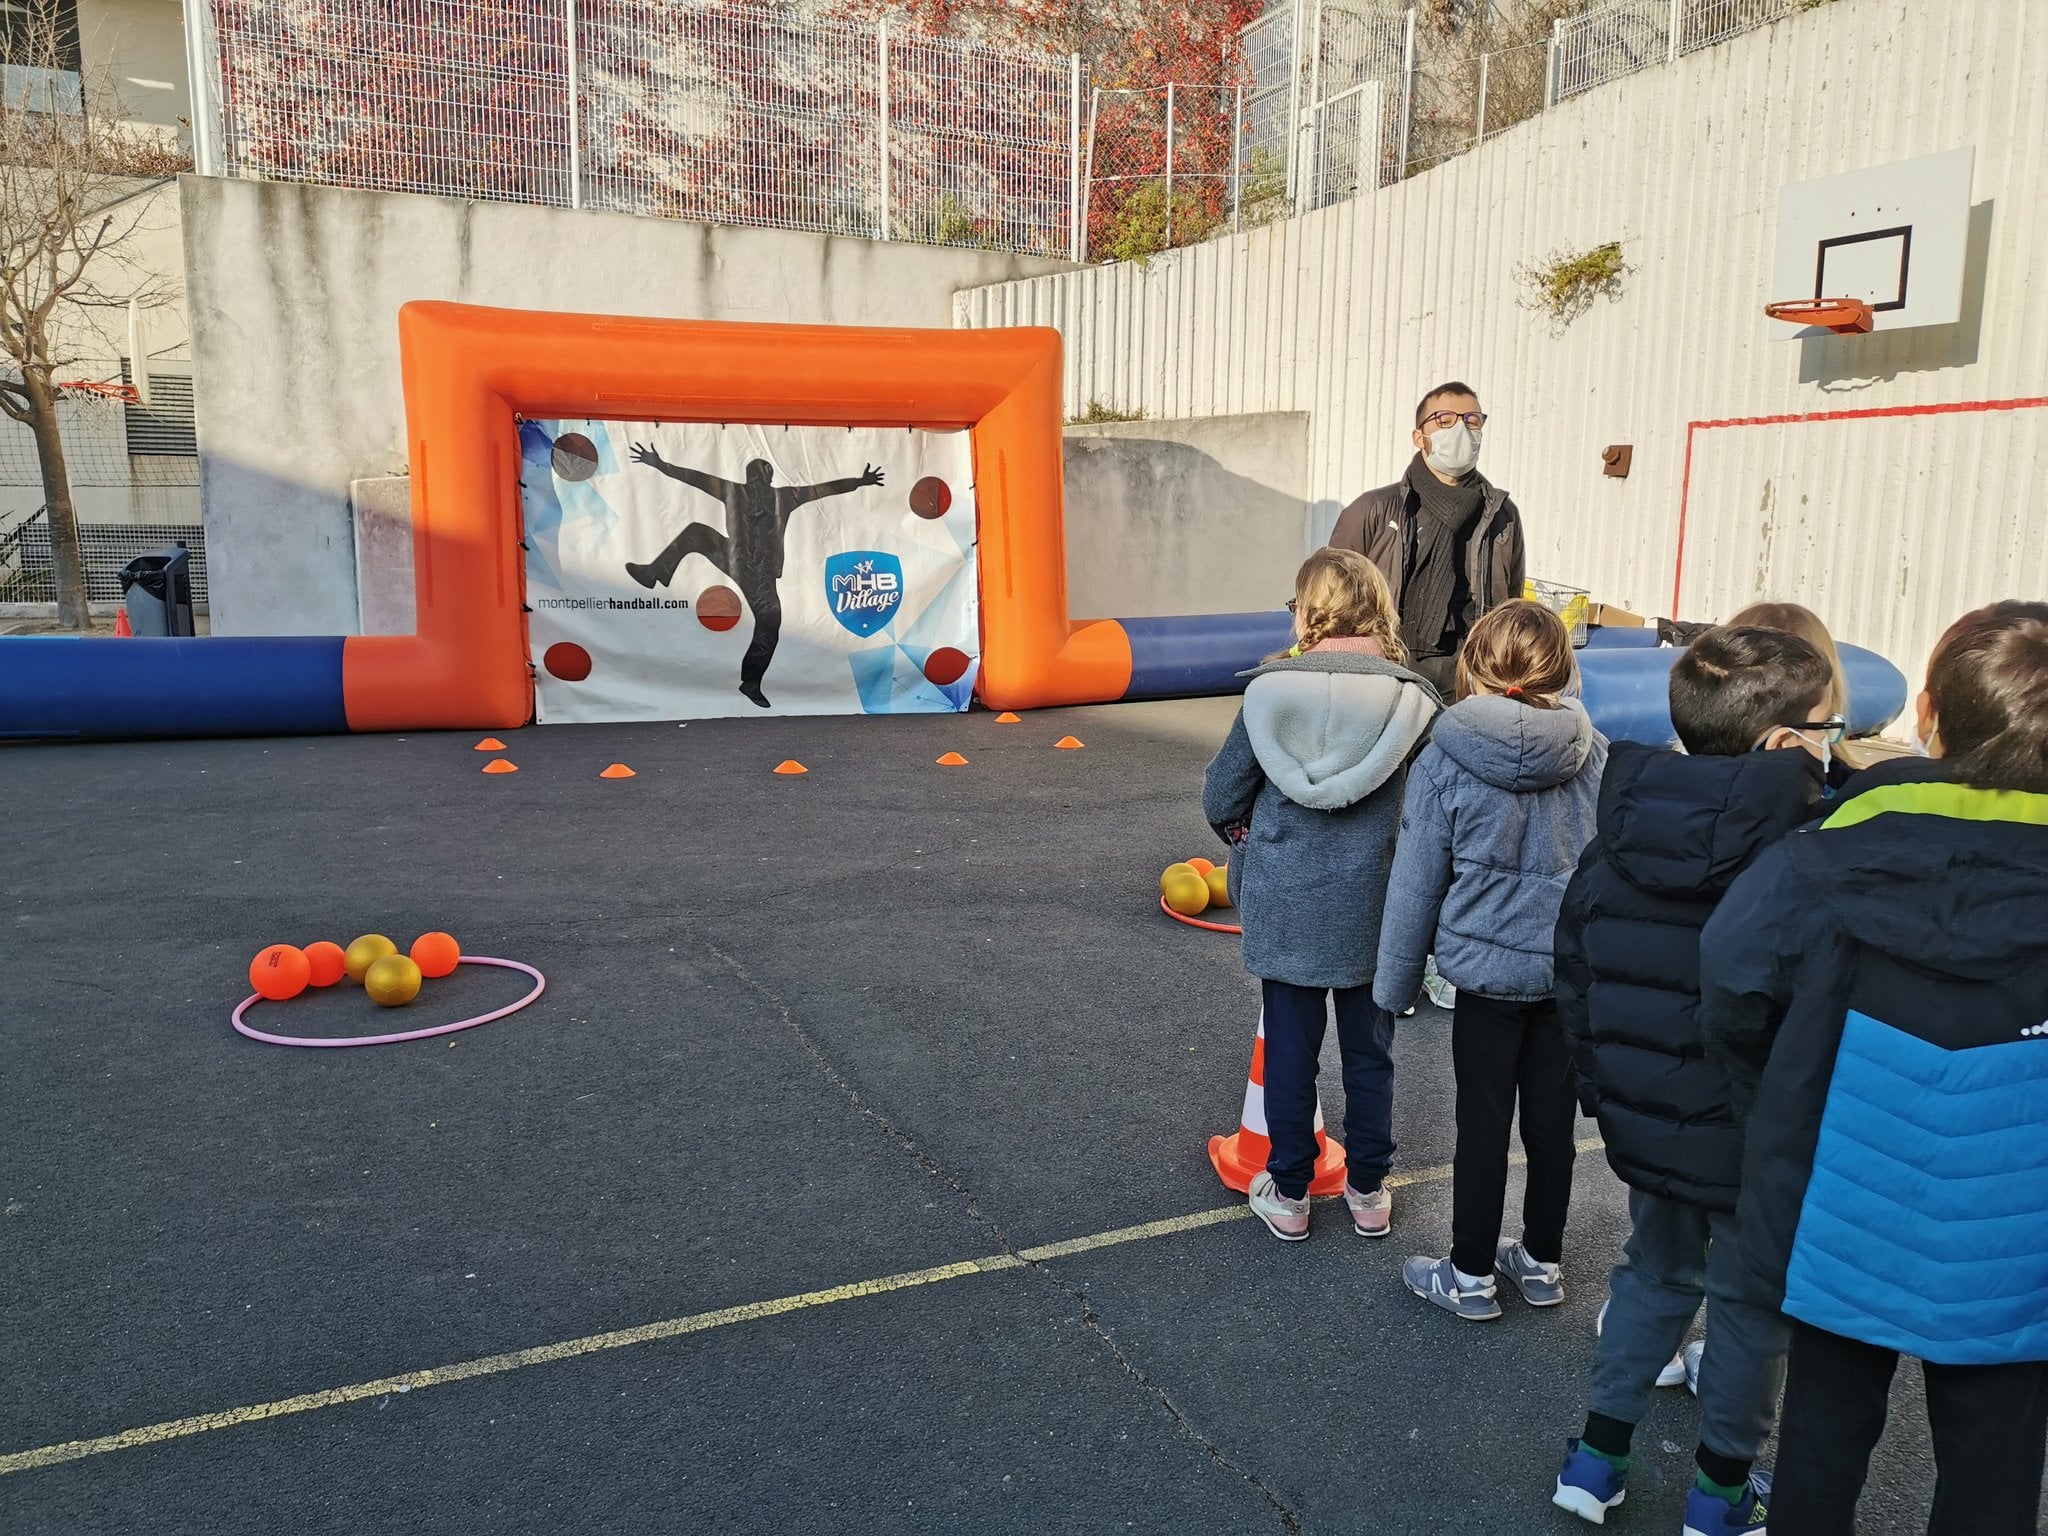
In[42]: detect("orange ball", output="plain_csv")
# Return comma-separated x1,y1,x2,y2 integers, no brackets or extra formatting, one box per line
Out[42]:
410,931,460,979
249,944,311,1001
1186,857,1216,877
303,941,347,988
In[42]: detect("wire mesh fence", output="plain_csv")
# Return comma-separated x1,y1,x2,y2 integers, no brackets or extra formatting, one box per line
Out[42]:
1084,85,1245,260
1,516,209,608
1552,0,1802,102
196,0,1082,257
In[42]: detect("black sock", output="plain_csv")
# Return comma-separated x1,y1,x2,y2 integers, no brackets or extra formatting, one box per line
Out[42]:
1696,1445,1752,1492
1582,1412,1634,1461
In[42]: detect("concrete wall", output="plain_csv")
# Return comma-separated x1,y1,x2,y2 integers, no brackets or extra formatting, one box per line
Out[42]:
1062,413,1307,619
958,0,2048,685
80,0,190,143
185,176,1071,636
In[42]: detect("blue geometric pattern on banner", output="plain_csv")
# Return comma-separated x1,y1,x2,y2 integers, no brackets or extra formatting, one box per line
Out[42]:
847,644,970,714
900,561,974,651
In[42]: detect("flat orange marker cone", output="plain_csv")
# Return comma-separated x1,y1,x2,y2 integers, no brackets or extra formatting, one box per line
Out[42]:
995,712,1021,724
773,760,808,776
936,751,969,767
482,759,518,775
1056,735,1085,750
1207,1012,1347,1196
474,737,506,751
599,763,635,779
113,609,132,637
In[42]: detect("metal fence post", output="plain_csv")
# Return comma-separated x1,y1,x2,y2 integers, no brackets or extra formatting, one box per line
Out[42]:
1545,17,1561,107
1083,86,1101,261
1667,0,1682,63
564,0,582,208
1231,82,1243,233
1475,51,1488,144
1163,82,1175,247
876,19,892,241
1068,54,1084,262
1284,0,1304,212
1395,5,1415,184
179,0,222,176
1302,0,1324,207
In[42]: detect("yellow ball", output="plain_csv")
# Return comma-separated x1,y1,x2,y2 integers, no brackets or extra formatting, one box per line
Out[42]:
363,954,423,1008
343,934,398,984
1159,861,1199,895
1162,869,1211,916
1204,865,1233,909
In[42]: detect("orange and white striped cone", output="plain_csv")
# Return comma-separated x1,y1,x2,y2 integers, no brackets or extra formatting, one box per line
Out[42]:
1206,1011,1348,1196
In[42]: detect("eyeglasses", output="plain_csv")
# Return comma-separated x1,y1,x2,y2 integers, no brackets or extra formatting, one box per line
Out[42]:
1793,713,1848,744
1286,599,1298,613
1420,410,1487,432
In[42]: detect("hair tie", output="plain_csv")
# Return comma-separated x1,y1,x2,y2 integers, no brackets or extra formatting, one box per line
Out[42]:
1504,685,1525,698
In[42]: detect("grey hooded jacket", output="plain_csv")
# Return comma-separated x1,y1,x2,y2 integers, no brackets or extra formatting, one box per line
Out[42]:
1374,695,1606,1009
1203,651,1440,990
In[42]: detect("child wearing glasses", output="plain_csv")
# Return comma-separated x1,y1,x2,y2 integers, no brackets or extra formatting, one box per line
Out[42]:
1550,626,1837,1536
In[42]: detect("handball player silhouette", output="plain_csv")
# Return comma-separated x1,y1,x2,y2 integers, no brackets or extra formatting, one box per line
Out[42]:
624,443,884,708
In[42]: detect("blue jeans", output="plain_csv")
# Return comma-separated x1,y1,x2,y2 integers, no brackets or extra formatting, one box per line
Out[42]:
1260,978,1397,1199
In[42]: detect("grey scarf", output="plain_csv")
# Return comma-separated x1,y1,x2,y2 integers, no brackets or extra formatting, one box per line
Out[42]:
1402,454,1484,659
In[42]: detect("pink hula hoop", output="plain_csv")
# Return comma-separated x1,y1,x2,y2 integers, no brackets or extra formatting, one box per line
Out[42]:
231,955,546,1048
1158,894,1243,935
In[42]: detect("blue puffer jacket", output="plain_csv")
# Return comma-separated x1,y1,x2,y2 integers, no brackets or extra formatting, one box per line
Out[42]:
1374,695,1606,1009
1203,650,1440,990
1702,759,2048,1366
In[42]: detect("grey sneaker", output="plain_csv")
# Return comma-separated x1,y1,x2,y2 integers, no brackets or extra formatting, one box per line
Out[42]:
1344,1179,1393,1238
1681,1338,1704,1396
1247,1171,1310,1241
1402,1254,1502,1320
1421,954,1457,1010
1496,1240,1565,1306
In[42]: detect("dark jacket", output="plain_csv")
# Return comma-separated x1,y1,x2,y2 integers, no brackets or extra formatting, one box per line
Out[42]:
1701,760,2048,1366
1203,649,1440,990
1375,696,1606,1009
1327,474,1527,644
1554,742,1822,1211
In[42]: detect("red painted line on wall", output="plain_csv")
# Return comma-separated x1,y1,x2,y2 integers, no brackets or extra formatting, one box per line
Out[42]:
1671,395,2048,621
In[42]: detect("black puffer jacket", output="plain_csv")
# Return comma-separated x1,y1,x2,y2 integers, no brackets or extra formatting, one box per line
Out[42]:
1554,742,1821,1211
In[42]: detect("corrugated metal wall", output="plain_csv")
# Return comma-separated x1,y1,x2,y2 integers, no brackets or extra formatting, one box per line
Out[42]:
957,0,2048,684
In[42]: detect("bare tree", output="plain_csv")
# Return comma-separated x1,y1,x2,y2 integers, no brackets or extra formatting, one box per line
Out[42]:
0,7,182,629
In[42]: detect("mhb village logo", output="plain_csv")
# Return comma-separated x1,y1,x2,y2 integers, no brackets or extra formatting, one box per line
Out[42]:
824,551,903,637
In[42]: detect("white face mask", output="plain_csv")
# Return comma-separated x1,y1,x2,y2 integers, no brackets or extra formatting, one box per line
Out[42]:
1424,421,1481,477
1907,721,1934,757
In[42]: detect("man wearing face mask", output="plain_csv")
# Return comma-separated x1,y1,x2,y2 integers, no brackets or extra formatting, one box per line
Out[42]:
1328,382,1527,696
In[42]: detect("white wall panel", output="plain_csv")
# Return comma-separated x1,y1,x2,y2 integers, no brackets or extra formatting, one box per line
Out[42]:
956,0,2048,681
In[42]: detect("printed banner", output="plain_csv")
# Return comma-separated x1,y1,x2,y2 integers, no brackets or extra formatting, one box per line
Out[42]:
520,421,979,723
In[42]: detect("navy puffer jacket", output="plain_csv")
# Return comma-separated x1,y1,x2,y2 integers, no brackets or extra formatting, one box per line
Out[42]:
1554,742,1821,1211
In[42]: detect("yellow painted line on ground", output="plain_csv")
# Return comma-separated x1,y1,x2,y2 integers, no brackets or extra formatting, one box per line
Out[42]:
1,1137,1602,1477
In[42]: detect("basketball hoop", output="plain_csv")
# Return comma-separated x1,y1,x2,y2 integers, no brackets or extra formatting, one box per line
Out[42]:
1763,298,1874,335
58,379,142,403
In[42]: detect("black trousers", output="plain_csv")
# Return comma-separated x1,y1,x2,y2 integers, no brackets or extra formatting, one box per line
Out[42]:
629,523,783,691
1449,991,1578,1277
1772,1319,2048,1536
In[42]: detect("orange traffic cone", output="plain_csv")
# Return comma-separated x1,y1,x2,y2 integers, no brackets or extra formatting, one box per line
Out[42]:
1207,1012,1347,1196
113,609,132,637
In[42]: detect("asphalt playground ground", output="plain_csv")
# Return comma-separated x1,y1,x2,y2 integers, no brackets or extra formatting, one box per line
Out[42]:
2,698,1960,1534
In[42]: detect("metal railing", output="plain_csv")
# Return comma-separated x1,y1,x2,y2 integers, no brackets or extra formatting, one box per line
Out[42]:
1550,0,1803,102
0,518,210,607
185,0,1085,259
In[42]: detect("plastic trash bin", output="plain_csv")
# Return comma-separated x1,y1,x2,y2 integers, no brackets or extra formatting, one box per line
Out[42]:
119,544,196,637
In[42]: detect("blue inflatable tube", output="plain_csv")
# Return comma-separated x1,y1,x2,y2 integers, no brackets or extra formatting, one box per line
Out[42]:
1577,641,1907,746
0,637,348,740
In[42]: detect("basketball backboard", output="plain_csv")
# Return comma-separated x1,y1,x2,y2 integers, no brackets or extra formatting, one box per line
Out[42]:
1771,147,1973,339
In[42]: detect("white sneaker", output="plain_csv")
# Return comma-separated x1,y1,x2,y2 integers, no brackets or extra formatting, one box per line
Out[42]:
1247,1171,1309,1241
1422,954,1457,1010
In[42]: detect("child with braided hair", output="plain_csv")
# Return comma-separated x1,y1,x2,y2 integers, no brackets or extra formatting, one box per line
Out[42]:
1203,550,1442,1241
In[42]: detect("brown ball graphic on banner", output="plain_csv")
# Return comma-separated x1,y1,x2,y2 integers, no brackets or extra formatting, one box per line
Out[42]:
544,642,592,681
551,432,600,482
924,647,971,687
697,585,744,632
908,476,952,519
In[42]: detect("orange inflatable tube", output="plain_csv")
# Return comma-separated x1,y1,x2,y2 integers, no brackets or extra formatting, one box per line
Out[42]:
341,302,1133,729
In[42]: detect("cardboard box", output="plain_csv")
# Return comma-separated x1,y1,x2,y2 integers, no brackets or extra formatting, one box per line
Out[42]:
1589,602,1647,628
